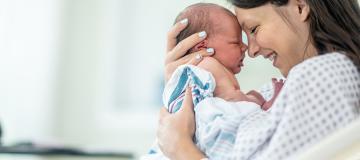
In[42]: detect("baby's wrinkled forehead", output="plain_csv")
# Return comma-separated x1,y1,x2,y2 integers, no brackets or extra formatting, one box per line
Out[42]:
186,4,237,26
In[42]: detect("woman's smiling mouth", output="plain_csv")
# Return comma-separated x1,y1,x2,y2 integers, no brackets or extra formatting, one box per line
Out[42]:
265,52,277,66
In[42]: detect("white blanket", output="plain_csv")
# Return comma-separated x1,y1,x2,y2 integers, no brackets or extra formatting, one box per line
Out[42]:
143,65,263,160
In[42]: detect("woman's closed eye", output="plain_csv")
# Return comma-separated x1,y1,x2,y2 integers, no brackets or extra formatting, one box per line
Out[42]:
250,25,259,35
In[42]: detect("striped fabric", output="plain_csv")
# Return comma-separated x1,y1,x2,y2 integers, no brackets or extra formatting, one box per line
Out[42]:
163,65,216,113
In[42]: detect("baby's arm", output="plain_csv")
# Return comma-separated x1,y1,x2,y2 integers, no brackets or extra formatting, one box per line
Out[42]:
246,90,266,106
197,57,229,92
197,57,240,99
197,57,250,101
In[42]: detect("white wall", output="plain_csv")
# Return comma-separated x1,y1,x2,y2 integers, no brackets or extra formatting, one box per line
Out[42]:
53,0,207,155
0,0,61,143
52,0,281,158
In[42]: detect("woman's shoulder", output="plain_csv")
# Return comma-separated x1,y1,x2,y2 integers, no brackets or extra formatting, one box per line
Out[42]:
282,52,360,98
288,52,358,79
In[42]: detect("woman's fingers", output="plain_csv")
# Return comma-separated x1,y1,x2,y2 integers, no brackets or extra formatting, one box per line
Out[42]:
176,86,196,137
164,49,215,82
178,86,194,113
167,18,189,52
186,48,215,65
186,54,203,66
166,31,207,64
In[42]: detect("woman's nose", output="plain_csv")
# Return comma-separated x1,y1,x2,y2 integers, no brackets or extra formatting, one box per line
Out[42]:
247,39,261,58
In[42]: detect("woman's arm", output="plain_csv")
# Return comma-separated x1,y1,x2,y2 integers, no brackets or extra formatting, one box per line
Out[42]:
157,88,207,160
158,18,214,159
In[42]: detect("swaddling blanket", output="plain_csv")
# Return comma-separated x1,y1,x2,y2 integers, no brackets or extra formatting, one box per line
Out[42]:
143,65,262,160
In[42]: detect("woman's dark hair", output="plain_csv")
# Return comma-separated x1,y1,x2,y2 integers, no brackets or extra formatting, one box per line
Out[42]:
228,0,360,66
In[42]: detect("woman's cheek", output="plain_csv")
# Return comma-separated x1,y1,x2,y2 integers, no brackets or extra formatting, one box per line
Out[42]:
255,30,268,48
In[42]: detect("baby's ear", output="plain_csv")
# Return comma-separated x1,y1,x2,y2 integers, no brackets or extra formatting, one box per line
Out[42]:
192,40,208,52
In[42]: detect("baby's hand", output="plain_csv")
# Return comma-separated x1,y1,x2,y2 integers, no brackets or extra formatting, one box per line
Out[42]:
272,78,284,97
262,78,285,110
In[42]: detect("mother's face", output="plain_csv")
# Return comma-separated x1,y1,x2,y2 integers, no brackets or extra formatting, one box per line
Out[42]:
235,1,316,77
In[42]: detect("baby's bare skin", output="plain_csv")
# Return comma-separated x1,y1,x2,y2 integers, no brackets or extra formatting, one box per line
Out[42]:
198,57,283,110
197,57,264,104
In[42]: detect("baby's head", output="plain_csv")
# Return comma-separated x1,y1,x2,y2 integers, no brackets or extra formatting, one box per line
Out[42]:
175,3,247,74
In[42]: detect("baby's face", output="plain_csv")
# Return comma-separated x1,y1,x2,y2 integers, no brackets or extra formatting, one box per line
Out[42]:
208,12,246,74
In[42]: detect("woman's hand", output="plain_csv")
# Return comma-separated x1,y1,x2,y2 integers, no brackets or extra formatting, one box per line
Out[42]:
165,18,215,82
157,87,206,160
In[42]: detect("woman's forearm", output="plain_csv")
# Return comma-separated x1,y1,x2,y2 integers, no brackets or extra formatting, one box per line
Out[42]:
173,139,207,160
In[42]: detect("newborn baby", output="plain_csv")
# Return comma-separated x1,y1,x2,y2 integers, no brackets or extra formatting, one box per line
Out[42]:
167,2,279,114
143,3,282,160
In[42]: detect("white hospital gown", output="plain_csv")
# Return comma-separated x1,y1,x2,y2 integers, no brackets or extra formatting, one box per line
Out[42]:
144,52,360,160
225,52,360,160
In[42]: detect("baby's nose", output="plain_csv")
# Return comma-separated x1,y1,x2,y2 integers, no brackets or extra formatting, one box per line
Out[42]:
240,43,248,53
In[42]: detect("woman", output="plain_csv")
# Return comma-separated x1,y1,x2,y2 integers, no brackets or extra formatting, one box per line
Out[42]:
158,0,360,159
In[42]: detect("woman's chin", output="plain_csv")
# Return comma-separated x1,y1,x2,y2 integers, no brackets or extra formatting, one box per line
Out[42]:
280,68,289,78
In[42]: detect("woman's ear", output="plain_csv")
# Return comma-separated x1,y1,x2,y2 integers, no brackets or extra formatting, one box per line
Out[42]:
296,0,310,21
192,40,208,52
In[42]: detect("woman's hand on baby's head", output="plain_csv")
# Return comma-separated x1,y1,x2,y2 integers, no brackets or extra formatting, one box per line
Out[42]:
164,49,215,82
165,18,215,82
